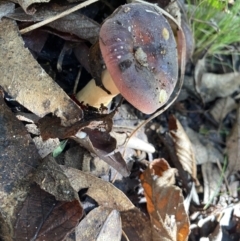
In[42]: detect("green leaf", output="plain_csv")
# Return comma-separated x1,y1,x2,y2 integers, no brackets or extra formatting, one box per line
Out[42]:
52,140,68,158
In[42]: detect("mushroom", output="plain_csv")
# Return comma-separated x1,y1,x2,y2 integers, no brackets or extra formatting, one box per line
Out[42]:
76,3,178,114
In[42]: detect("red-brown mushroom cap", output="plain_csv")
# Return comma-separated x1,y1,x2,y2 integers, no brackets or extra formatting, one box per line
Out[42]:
99,3,178,114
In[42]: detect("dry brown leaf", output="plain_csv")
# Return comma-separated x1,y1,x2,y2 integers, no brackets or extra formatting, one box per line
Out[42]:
61,166,134,211
169,115,198,183
226,104,240,176
76,206,122,241
14,183,83,241
33,156,78,201
210,97,237,123
140,159,190,241
121,208,152,241
0,19,82,125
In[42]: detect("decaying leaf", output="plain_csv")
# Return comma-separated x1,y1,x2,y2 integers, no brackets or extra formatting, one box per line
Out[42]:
121,208,152,241
226,104,240,176
61,166,134,212
169,115,198,183
76,206,122,241
140,158,190,241
74,129,130,177
33,156,78,201
14,183,83,241
38,114,130,176
0,18,82,125
210,97,237,123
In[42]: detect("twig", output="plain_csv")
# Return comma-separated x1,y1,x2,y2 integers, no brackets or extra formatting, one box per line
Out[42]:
122,229,130,241
73,67,82,95
20,0,99,35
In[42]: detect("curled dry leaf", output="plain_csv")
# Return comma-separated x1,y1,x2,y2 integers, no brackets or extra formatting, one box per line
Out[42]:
8,5,100,44
0,1,15,20
169,115,198,184
76,206,122,241
226,104,240,176
11,0,50,14
140,159,190,241
61,166,134,212
0,19,82,125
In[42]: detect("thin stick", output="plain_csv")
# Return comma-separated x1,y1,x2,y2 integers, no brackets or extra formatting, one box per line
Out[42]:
73,67,82,95
20,0,99,35
122,229,130,241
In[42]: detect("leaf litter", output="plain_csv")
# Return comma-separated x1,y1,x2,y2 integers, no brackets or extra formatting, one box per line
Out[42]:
0,0,240,240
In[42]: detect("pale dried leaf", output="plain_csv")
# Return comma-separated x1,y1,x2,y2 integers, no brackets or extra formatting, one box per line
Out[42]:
140,159,190,241
0,19,82,125
32,136,60,158
169,115,198,183
11,0,50,14
201,162,221,204
0,1,15,20
185,128,224,165
76,207,122,241
226,104,240,175
25,123,40,135
185,128,208,165
8,6,100,44
194,58,206,100
210,97,237,123
197,72,240,103
61,166,135,211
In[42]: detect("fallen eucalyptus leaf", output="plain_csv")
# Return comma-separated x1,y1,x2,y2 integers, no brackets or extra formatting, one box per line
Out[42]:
0,19,82,125
140,158,190,241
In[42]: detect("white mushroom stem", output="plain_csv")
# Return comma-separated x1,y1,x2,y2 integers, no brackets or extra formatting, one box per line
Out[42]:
76,70,120,108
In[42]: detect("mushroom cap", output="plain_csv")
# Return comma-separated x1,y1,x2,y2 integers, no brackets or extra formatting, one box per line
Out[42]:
99,3,178,114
